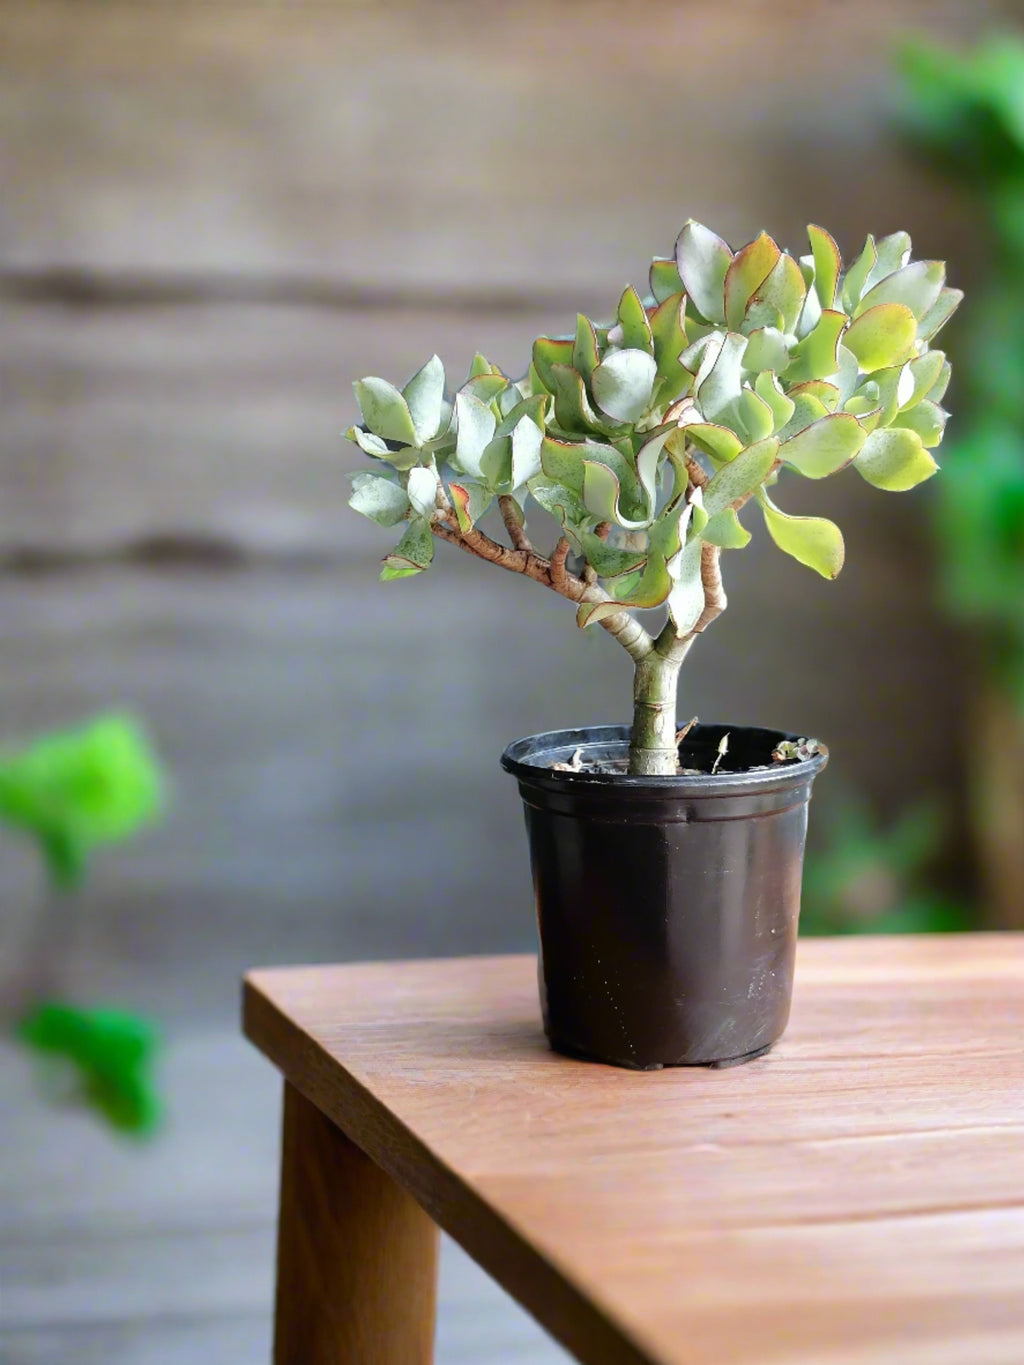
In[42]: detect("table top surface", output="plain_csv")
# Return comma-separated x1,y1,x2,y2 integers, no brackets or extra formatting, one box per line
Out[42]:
244,935,1024,1365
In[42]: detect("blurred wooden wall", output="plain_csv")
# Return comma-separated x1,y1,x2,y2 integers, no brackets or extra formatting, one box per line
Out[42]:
0,1,1007,1023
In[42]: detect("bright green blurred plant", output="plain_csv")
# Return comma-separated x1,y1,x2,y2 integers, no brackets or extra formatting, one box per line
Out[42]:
800,793,973,936
347,224,960,775
2,715,166,1136
897,35,1024,705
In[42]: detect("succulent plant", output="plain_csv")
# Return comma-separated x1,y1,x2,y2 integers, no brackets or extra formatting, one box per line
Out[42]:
347,222,961,775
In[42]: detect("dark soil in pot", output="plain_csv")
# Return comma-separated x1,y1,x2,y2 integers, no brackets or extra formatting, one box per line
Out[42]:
500,723,828,1070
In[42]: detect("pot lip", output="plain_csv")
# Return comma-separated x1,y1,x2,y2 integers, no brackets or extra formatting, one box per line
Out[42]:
500,722,828,796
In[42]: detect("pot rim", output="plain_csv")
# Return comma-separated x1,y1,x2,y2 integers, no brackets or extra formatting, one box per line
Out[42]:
500,722,828,797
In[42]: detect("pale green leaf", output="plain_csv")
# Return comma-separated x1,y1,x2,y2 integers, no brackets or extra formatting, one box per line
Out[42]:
788,380,840,412
406,466,437,519
927,359,952,403
349,472,410,527
917,287,963,342
510,415,543,489
891,399,947,449
855,260,945,321
807,224,841,309
650,257,683,304
746,252,806,334
380,517,434,579
540,435,586,495
904,351,946,408
760,493,845,578
736,388,775,443
666,539,705,633
854,426,938,491
680,422,743,464
697,331,747,423
777,392,829,441
841,235,877,311
581,456,650,530
572,315,600,382
702,506,751,548
754,371,796,432
616,285,654,354
532,336,575,393
724,232,781,330
786,310,848,382
863,231,912,292
580,532,648,578
704,436,780,515
591,349,657,423
348,426,390,457
778,412,866,479
354,377,418,445
649,294,690,399
402,354,446,444
454,391,497,478
843,303,917,372
449,480,492,533
675,221,732,323
743,327,791,375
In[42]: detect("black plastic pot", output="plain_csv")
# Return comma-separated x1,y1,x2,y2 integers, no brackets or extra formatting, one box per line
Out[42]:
501,723,828,1070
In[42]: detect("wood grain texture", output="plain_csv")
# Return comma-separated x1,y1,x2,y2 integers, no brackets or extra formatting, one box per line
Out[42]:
245,936,1024,1365
0,0,1002,288
274,1080,439,1364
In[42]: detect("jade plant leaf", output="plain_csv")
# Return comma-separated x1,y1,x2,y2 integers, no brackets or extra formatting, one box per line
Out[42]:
450,480,492,533
354,377,419,445
675,221,732,323
855,427,938,490
759,493,846,578
856,260,946,320
615,285,655,354
724,232,781,330
401,355,446,444
807,224,841,308
591,349,657,423
779,413,867,479
381,518,434,580
703,506,752,548
454,391,497,479
349,473,410,527
843,304,918,372
650,256,684,303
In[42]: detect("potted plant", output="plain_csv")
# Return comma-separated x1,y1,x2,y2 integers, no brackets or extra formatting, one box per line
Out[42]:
346,221,961,1069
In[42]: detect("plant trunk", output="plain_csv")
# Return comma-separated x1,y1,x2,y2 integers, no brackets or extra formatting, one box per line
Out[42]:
629,653,684,776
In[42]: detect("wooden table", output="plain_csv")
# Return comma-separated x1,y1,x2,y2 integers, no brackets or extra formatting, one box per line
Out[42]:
243,935,1024,1365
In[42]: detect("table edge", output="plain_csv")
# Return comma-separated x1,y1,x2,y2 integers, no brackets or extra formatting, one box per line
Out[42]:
242,973,659,1365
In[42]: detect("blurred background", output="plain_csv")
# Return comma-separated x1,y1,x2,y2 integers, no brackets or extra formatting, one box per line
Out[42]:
2,2,1023,1362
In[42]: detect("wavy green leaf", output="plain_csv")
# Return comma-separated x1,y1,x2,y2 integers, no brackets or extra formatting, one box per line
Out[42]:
675,221,732,323
349,472,410,527
402,354,446,444
591,349,657,423
856,259,945,320
725,232,781,330
380,517,434,579
704,436,780,514
843,303,918,372
778,412,867,479
702,506,751,548
855,426,938,490
808,224,841,309
354,377,419,445
760,493,845,578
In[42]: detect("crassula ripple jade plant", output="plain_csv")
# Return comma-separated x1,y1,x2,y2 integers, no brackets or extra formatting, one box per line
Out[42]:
347,223,961,777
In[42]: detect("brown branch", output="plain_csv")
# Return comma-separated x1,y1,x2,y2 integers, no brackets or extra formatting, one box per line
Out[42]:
498,494,533,552
430,517,654,662
549,537,571,593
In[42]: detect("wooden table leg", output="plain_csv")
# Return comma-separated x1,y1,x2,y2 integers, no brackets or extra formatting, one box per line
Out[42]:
273,1080,440,1364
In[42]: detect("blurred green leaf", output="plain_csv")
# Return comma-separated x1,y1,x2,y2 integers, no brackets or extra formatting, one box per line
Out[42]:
0,716,163,890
